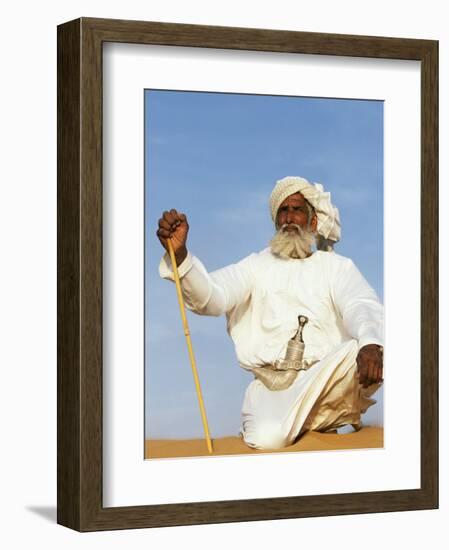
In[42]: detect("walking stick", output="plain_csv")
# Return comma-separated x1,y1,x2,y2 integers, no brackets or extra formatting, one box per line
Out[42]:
167,238,213,454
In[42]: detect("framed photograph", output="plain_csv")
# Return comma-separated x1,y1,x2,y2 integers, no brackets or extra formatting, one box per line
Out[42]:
57,17,438,531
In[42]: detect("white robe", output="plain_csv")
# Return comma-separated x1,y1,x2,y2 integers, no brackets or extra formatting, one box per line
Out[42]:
159,248,383,449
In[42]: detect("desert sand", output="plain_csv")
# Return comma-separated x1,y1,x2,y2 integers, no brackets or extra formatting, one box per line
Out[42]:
145,426,383,459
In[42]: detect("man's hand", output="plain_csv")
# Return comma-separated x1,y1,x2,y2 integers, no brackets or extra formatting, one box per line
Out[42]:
356,344,383,388
156,209,189,265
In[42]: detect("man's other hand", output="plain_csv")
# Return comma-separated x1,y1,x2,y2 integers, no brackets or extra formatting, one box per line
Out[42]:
356,344,383,388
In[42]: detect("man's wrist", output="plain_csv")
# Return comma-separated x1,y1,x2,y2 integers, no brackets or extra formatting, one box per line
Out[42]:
360,343,383,353
175,247,188,266
370,344,383,354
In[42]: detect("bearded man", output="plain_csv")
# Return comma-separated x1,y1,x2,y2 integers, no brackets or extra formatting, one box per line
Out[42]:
157,176,383,450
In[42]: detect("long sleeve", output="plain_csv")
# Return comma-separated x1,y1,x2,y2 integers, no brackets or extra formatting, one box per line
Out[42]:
159,250,256,317
332,257,384,349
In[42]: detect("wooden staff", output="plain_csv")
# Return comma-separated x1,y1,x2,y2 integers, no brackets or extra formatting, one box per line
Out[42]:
167,238,213,454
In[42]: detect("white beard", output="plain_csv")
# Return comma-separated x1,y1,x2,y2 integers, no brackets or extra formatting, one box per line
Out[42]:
269,224,316,259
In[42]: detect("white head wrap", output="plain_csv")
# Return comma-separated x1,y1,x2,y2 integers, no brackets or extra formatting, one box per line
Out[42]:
269,176,341,250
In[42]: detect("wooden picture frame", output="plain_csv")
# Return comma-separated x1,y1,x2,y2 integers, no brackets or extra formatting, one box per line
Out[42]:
57,17,438,531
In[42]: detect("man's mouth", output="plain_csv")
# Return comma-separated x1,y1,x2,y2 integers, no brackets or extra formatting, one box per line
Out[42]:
283,225,299,232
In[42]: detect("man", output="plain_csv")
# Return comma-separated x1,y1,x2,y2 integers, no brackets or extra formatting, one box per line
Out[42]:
157,176,383,450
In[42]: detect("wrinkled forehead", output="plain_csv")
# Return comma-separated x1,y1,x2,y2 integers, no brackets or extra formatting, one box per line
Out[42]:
278,192,307,207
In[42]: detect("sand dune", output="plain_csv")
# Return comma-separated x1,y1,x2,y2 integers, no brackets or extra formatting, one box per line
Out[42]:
145,426,383,459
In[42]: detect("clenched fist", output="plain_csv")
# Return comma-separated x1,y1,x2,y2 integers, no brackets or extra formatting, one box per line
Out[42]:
156,209,189,265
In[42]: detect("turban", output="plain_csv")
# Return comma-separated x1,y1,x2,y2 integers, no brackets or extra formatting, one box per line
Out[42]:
269,176,341,249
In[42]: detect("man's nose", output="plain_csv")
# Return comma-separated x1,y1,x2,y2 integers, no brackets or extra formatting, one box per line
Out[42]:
286,209,293,223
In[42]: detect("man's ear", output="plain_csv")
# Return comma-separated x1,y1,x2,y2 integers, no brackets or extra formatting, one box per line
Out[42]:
310,214,318,232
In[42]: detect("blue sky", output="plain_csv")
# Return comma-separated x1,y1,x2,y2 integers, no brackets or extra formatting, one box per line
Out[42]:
144,90,384,440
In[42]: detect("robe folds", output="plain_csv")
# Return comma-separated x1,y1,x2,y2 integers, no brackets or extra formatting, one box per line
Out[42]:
160,248,383,449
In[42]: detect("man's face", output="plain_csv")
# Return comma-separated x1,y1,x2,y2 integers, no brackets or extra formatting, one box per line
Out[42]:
270,192,318,259
275,192,317,232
